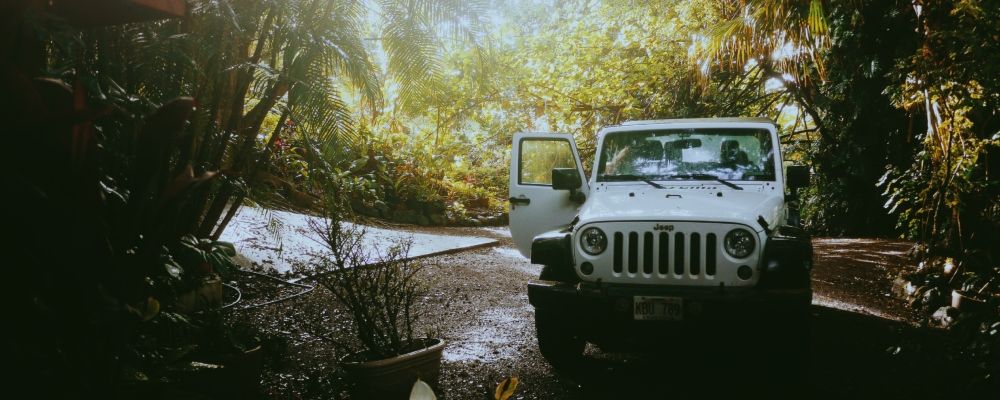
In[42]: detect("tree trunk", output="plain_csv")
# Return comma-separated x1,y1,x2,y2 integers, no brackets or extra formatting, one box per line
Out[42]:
210,193,244,241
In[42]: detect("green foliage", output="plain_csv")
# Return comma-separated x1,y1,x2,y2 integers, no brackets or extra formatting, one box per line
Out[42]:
509,0,772,159
31,0,491,237
350,0,781,220
698,0,917,236
176,235,240,280
0,77,244,395
697,0,998,249
879,0,1000,252
356,124,506,223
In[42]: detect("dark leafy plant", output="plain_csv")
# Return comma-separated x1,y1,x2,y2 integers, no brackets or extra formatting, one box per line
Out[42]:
1,69,240,396
175,234,240,280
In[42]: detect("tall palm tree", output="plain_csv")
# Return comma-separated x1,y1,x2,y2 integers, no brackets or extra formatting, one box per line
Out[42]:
692,0,831,140
699,0,829,79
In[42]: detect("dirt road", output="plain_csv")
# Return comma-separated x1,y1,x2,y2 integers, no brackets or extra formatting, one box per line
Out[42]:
233,227,984,399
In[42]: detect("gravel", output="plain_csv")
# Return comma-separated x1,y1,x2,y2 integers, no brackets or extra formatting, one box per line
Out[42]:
225,229,991,399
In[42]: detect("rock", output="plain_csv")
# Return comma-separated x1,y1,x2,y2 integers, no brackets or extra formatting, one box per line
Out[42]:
931,306,960,328
931,306,948,321
484,213,509,226
921,287,944,310
891,276,910,299
478,214,496,225
908,285,929,308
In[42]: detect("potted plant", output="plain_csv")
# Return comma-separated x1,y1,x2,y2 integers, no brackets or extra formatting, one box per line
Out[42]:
174,235,240,312
952,273,996,312
309,190,444,399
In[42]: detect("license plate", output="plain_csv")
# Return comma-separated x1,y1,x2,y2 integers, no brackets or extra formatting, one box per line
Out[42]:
633,296,683,321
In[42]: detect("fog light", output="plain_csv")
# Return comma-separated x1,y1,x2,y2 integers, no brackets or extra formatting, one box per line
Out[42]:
580,262,594,275
737,265,753,280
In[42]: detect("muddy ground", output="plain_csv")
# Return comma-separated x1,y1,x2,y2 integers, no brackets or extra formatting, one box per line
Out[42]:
227,227,991,399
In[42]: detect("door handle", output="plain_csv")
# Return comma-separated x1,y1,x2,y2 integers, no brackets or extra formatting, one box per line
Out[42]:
508,197,531,206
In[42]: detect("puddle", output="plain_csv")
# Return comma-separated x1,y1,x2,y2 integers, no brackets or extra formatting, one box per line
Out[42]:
816,238,887,245
812,294,897,321
443,306,531,363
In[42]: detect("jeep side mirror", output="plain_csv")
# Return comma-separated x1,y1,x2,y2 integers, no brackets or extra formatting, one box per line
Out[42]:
786,165,810,189
552,168,586,204
551,168,581,191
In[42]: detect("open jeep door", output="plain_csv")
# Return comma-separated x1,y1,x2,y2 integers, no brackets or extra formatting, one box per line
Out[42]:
509,133,588,258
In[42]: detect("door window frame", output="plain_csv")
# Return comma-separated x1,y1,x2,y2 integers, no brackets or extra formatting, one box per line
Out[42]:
516,137,576,187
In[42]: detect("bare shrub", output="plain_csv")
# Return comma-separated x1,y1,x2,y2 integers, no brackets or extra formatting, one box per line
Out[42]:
307,197,425,360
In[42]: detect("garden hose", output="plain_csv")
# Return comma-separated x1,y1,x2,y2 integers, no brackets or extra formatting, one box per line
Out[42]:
232,268,316,311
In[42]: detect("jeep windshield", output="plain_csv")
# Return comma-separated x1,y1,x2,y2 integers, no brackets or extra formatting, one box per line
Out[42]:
596,128,776,183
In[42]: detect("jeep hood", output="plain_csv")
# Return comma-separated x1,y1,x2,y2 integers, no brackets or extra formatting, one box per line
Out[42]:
577,187,783,232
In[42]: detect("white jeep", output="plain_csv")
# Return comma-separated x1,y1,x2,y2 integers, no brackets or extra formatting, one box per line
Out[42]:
508,118,813,363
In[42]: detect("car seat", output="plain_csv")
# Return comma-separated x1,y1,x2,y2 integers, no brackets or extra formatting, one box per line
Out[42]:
720,140,750,167
638,140,664,161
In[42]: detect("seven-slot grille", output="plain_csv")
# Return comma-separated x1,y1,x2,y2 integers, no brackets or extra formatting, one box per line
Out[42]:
576,222,759,286
611,230,717,277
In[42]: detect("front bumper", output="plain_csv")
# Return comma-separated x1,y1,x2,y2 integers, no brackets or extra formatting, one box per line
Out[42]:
528,280,811,322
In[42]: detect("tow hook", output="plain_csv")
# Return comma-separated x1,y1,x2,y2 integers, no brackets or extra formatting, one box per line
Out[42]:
757,215,772,235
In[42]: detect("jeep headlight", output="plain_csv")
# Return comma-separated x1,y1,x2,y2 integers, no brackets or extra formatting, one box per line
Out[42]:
724,229,755,258
579,228,607,255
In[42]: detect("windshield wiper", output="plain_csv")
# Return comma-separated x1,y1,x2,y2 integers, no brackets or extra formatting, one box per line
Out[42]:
602,174,666,189
666,174,743,190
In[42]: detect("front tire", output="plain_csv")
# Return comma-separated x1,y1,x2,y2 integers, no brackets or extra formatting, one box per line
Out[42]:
765,311,811,395
759,308,811,376
535,308,584,366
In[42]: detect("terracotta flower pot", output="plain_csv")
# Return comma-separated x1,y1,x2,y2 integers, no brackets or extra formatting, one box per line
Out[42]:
342,338,446,399
175,275,223,313
951,289,987,311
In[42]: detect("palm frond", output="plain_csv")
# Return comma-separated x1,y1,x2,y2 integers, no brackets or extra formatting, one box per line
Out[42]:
378,0,489,112
699,0,830,81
